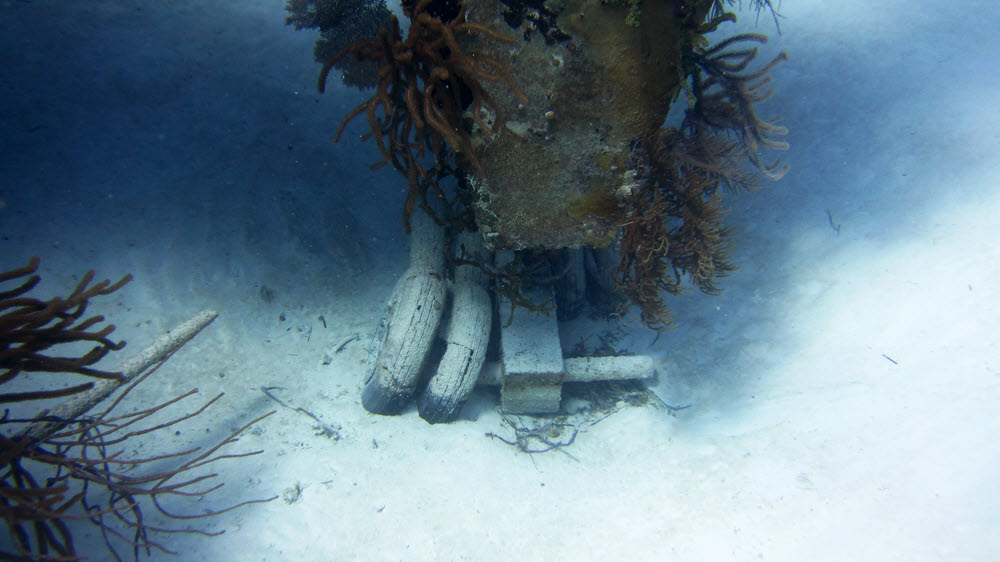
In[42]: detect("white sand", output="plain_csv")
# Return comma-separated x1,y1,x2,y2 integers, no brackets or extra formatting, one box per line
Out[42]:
1,0,998,559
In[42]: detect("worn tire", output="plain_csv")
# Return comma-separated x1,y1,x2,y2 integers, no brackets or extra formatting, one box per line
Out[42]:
362,213,446,415
418,231,492,423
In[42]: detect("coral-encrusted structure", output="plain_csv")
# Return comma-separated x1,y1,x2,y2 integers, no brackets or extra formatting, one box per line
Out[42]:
295,0,790,417
458,1,788,326
462,0,696,250
299,0,788,331
318,0,526,233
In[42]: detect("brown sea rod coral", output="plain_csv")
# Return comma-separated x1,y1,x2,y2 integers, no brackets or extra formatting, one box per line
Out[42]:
317,0,527,232
1,258,274,560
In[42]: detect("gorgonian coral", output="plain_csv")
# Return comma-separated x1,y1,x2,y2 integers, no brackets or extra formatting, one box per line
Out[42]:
318,0,527,232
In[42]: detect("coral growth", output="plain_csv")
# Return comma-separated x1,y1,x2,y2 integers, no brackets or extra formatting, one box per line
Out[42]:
315,0,527,233
616,6,789,329
710,0,783,31
617,128,750,329
0,257,131,403
1,259,272,560
684,31,790,179
284,0,393,89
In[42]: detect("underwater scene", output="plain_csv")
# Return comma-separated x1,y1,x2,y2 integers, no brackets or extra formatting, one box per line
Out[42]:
1,0,998,559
